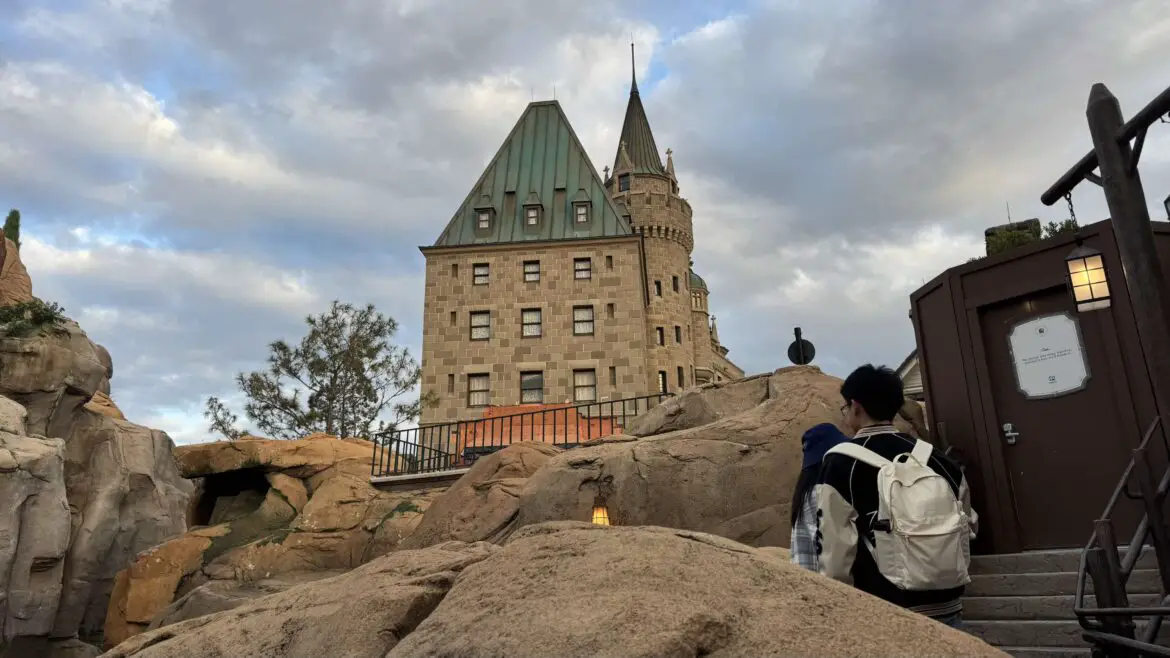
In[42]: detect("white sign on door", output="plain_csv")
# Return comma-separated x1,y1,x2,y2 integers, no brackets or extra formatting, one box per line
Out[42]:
1008,312,1090,399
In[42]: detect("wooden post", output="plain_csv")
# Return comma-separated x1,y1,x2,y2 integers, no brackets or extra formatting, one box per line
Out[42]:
1087,83,1170,440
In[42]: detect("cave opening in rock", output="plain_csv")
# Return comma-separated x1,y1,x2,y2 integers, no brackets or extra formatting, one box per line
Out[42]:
190,468,271,527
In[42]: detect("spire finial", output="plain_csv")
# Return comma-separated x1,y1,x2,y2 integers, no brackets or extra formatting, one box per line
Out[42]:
630,42,638,94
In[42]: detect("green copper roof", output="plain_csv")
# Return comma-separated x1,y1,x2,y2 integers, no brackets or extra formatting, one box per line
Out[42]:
689,270,707,292
612,65,666,177
433,101,633,247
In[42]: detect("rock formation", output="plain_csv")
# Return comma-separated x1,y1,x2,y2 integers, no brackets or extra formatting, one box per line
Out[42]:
514,366,927,549
103,435,447,648
104,522,1005,658
0,289,191,653
0,235,32,307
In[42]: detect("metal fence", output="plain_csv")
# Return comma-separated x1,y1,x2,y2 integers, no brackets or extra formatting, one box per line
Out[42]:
371,393,670,478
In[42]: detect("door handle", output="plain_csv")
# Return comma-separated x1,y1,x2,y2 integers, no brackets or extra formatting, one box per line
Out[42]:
1002,422,1020,445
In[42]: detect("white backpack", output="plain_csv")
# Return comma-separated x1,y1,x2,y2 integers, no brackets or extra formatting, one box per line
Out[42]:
826,439,972,591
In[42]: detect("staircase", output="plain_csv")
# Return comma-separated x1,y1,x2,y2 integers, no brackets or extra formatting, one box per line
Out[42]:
965,547,1162,657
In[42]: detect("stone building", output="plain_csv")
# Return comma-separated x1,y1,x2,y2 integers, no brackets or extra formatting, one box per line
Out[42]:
418,70,743,424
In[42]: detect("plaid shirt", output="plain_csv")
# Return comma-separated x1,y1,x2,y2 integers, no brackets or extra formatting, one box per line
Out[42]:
790,488,820,572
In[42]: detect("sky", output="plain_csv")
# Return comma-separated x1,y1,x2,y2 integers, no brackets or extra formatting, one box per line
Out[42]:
3,0,1170,445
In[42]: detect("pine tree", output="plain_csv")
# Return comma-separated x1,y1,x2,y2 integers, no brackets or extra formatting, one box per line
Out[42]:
3,209,20,251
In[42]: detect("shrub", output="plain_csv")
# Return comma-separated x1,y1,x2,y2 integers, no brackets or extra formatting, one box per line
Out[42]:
0,298,68,338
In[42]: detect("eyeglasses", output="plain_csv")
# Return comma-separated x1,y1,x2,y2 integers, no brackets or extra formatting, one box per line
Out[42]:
840,402,850,414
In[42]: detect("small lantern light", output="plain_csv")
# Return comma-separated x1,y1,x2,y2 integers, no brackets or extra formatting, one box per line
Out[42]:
1066,242,1111,312
591,493,611,526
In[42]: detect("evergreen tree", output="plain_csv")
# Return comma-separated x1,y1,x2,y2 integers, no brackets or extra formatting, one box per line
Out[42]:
3,209,20,251
204,301,431,440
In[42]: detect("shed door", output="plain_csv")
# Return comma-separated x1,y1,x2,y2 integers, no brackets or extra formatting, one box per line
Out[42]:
980,288,1139,550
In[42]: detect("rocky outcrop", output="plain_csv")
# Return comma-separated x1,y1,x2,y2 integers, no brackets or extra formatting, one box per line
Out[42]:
0,236,32,307
0,315,192,654
513,366,927,549
399,441,562,550
105,522,1005,658
103,436,446,648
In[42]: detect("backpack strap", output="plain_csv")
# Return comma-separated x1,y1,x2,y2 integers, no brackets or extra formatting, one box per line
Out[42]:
910,439,933,465
827,442,891,470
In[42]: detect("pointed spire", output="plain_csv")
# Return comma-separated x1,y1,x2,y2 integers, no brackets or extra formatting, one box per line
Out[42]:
665,147,675,178
630,42,639,94
616,140,633,173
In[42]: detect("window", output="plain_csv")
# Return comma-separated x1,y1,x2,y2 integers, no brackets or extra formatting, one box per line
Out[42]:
657,371,668,394
521,309,542,337
520,371,544,404
677,366,685,388
449,311,456,326
523,260,540,282
574,258,592,280
606,303,615,319
606,255,613,269
675,326,682,343
574,369,597,402
618,174,630,192
476,211,492,230
447,373,455,394
672,276,680,292
468,374,490,407
609,366,617,386
573,306,595,336
525,207,540,226
451,263,459,277
654,281,662,296
470,311,491,340
656,327,665,346
473,263,489,285
574,204,589,224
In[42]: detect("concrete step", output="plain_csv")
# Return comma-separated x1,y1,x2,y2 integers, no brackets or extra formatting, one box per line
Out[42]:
964,594,1164,620
967,569,1164,597
999,648,1090,658
966,619,1170,648
971,547,1156,575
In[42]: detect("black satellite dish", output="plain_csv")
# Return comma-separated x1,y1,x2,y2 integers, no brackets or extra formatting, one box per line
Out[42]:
787,327,816,365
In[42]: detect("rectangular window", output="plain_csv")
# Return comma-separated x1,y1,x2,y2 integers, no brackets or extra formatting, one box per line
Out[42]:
573,306,595,336
574,258,592,280
677,366,685,388
658,371,668,394
609,366,617,386
521,308,542,338
451,263,458,277
449,311,456,326
618,174,630,192
468,374,490,407
520,371,544,404
523,260,540,282
656,327,665,346
447,373,455,394
476,212,491,229
654,281,662,296
574,369,597,402
472,263,489,285
675,326,682,343
606,303,615,319
470,311,491,340
575,205,589,223
606,255,613,269
672,275,680,292
525,207,539,226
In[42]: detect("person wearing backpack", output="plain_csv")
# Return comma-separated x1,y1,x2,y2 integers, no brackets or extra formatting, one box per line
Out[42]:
815,364,979,629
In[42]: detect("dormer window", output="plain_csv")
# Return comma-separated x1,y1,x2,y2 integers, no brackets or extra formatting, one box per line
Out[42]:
525,207,540,226
570,188,592,226
618,174,630,192
575,204,589,224
472,194,495,232
521,191,543,231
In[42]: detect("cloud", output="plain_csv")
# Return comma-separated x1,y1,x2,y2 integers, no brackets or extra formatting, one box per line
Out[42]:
3,0,1170,443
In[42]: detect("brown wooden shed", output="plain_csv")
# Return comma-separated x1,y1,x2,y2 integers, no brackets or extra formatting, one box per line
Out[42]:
909,218,1170,554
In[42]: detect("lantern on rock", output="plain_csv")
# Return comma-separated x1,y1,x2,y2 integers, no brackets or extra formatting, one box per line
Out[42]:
591,494,611,526
1065,242,1111,312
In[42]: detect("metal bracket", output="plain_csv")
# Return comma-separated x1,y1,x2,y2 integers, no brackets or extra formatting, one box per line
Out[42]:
1084,170,1104,188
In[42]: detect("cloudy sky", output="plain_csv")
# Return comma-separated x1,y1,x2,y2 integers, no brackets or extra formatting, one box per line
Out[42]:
3,0,1170,444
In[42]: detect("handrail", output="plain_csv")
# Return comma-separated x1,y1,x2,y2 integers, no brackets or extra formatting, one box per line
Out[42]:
1075,415,1170,655
370,393,671,478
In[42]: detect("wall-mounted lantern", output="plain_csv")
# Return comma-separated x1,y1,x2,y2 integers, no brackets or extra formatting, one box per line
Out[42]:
1066,242,1111,312
591,493,611,526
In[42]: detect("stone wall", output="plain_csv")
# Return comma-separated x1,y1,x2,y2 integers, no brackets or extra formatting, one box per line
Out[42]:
419,237,649,426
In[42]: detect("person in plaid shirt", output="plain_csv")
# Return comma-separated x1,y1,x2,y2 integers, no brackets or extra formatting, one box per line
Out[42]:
791,423,849,571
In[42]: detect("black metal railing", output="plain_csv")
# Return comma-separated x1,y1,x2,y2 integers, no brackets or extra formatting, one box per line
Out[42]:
371,393,671,478
1076,416,1170,657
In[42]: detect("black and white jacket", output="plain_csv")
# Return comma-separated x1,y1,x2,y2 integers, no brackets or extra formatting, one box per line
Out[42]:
813,424,979,618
